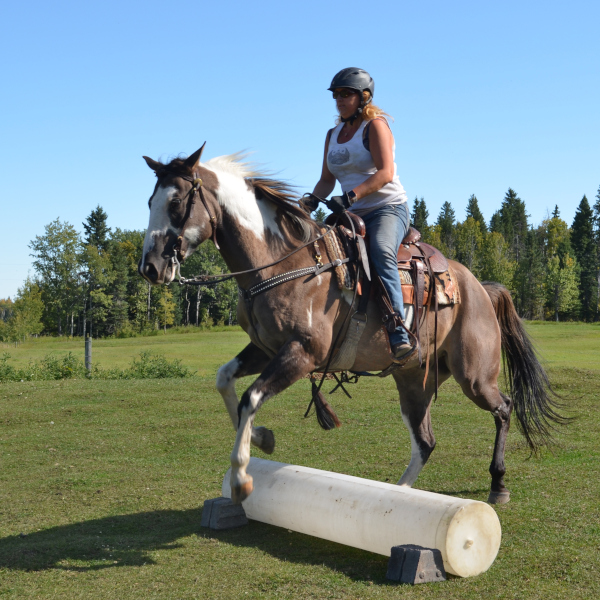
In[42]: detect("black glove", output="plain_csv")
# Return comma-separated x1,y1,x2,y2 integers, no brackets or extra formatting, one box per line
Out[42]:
300,194,321,213
325,192,351,215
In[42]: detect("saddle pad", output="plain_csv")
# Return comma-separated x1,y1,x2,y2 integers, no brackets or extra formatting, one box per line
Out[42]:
400,265,460,306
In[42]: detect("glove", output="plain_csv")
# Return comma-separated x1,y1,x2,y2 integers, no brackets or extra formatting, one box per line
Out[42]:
300,194,320,213
325,192,351,215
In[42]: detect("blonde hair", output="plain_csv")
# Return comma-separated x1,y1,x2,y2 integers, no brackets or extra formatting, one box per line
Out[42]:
335,91,393,124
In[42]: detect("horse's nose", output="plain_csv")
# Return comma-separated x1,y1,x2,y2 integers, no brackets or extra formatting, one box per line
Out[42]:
139,260,158,283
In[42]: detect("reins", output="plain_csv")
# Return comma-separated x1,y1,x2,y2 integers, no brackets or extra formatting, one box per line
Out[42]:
174,190,341,290
176,223,339,288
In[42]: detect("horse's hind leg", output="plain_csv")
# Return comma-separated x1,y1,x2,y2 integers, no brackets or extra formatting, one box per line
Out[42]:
487,391,512,504
394,374,439,487
216,343,274,454
452,370,513,504
230,340,316,503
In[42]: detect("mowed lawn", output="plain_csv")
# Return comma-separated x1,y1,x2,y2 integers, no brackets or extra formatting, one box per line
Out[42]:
0,323,599,599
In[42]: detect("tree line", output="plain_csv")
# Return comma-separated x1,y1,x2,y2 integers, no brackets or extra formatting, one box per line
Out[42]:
0,207,237,342
2,185,600,342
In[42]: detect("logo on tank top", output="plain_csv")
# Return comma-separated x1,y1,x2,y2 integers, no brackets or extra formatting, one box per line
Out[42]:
328,148,350,165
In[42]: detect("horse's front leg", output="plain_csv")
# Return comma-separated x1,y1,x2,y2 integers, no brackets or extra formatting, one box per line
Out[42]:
216,343,275,454
230,340,316,504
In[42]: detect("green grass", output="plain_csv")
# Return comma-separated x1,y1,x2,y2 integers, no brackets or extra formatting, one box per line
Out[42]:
1,324,599,598
0,327,247,376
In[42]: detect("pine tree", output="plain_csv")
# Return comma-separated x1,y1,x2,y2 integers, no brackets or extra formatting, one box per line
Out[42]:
411,197,429,232
465,194,487,233
83,206,111,252
489,188,528,262
436,201,456,258
513,227,545,318
313,207,327,223
552,205,560,219
455,217,484,278
105,239,130,335
593,185,600,320
571,195,598,320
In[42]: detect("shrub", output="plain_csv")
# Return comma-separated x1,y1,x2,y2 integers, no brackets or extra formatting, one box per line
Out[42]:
128,351,192,379
0,351,193,382
0,353,17,383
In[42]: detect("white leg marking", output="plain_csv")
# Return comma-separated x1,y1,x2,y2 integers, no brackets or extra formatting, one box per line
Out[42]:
398,412,425,487
231,389,264,493
307,300,313,329
217,359,271,450
216,358,241,429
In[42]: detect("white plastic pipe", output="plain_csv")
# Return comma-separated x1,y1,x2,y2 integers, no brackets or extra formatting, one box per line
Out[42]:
222,458,501,577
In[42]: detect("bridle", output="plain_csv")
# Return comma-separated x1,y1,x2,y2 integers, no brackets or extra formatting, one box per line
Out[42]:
170,173,220,278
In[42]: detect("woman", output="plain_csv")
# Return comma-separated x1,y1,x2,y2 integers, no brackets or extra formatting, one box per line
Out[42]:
310,67,413,360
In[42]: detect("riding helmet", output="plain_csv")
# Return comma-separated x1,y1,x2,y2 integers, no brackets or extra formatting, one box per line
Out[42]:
328,67,375,98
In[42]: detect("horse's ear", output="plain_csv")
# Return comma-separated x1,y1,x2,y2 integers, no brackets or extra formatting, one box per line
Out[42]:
143,156,163,173
185,142,206,170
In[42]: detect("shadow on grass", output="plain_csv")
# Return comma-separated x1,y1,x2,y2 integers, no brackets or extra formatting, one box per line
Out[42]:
0,508,204,572
0,507,390,581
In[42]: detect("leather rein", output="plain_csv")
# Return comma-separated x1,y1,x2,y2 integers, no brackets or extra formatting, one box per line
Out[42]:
171,188,345,297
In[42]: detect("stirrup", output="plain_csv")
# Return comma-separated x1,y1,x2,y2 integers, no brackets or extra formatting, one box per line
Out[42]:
390,343,417,365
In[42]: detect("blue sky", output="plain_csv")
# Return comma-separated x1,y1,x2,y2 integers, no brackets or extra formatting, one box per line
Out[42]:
1,0,599,299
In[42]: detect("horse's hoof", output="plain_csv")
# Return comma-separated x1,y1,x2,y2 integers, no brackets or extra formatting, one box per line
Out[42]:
253,427,275,455
231,479,254,504
488,490,510,504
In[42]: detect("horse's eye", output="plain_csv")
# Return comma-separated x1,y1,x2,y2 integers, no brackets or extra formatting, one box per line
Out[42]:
170,198,182,206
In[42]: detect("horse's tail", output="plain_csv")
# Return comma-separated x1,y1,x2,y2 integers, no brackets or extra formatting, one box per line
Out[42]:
482,281,569,451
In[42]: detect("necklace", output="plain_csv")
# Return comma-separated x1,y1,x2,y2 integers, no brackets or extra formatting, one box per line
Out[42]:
340,124,355,138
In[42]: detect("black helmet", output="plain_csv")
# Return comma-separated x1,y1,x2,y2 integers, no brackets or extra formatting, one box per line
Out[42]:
328,67,374,98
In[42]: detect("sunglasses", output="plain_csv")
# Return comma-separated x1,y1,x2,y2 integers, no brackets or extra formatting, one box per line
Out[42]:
332,89,357,99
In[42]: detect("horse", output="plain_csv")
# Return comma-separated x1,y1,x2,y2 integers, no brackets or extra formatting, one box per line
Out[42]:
139,144,565,506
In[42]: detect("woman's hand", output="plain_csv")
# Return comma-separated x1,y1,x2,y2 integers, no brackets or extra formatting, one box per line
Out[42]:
325,192,351,214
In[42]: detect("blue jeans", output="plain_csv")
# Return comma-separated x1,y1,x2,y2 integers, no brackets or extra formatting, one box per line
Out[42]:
359,202,410,346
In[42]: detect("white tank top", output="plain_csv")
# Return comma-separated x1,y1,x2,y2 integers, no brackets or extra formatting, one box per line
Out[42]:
326,119,408,216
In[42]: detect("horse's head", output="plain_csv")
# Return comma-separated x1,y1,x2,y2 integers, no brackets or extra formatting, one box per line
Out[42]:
139,143,218,284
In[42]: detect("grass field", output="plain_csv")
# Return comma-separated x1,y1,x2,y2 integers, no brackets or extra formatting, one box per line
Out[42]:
1,323,599,599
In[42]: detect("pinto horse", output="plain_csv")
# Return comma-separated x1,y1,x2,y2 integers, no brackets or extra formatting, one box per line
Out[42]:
139,145,564,505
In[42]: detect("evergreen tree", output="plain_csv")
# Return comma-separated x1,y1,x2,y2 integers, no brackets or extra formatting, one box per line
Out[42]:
546,254,580,321
411,197,429,231
489,188,528,262
571,195,598,320
455,217,484,278
593,185,600,320
552,205,560,219
81,244,115,337
313,207,327,223
111,229,150,331
436,201,456,258
465,194,487,233
83,206,111,252
513,227,545,319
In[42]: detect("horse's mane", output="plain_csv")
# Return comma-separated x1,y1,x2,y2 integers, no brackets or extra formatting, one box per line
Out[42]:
157,153,319,243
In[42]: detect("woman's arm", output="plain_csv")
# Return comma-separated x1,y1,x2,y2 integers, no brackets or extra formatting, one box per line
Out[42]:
312,130,337,198
351,119,395,201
